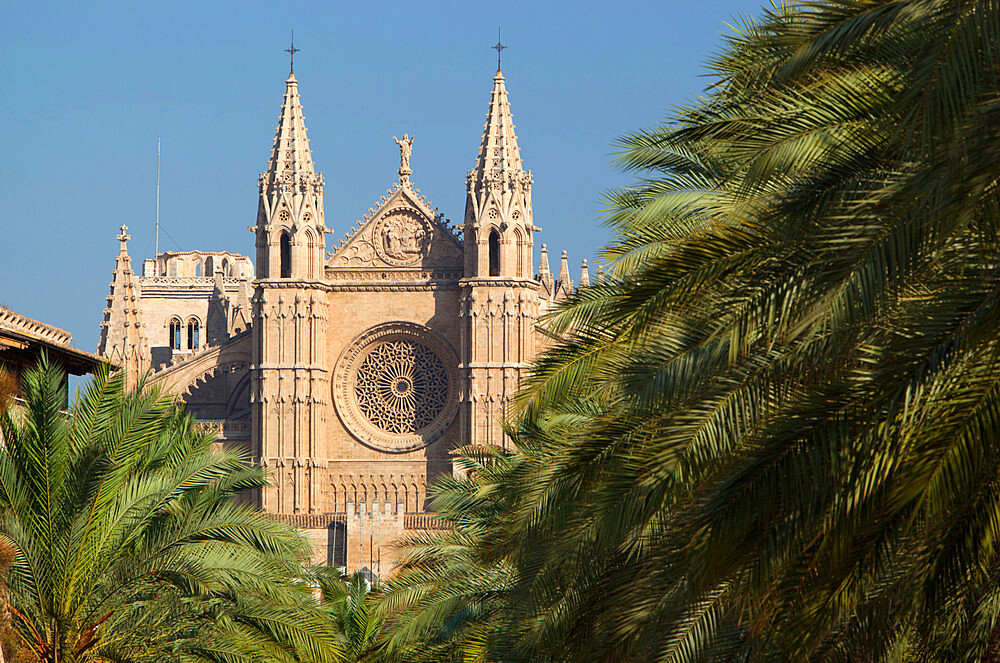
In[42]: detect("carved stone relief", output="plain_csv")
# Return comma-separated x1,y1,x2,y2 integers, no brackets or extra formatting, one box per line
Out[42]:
374,208,432,266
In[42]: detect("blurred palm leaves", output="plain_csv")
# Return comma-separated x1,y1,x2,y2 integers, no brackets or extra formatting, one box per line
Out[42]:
377,1,1000,661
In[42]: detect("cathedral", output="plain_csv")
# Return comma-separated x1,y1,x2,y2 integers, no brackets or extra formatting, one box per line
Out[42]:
96,55,589,575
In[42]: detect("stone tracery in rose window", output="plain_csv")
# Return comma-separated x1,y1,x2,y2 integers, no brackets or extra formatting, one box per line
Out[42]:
354,339,449,434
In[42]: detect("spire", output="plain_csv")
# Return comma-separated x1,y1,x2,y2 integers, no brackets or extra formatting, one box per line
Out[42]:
260,72,320,194
471,69,527,186
579,258,590,288
554,249,574,299
464,65,535,279
558,250,571,285
97,226,149,388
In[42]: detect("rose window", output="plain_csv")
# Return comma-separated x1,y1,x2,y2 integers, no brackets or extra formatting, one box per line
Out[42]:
354,339,449,434
334,322,459,452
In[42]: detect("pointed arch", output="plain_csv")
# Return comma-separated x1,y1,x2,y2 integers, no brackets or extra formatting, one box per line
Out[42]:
187,317,200,350
279,232,292,278
169,318,183,350
488,229,501,277
303,228,316,279
511,226,525,278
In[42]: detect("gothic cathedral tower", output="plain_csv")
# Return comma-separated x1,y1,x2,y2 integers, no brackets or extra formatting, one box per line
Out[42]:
250,67,330,514
460,66,540,450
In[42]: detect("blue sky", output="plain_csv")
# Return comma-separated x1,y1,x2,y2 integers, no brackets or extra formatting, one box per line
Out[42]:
1,0,763,354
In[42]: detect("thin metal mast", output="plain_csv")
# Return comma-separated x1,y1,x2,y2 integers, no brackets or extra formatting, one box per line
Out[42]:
155,135,161,256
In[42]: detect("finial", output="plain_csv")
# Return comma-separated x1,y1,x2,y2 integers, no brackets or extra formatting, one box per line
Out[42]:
118,225,131,253
285,31,300,75
394,134,414,185
492,27,506,74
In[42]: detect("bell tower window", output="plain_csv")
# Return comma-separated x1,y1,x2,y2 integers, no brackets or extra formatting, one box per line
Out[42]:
488,230,501,277
280,232,292,278
187,319,200,350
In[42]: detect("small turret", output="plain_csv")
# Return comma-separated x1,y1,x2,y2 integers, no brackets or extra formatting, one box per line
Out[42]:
538,243,553,292
579,258,590,288
554,249,574,299
97,226,150,388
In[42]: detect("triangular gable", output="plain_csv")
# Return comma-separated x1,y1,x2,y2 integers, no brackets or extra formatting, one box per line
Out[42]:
328,183,463,270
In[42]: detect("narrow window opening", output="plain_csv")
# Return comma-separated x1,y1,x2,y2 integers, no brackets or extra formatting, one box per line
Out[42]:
488,230,501,277
169,319,182,350
279,233,292,278
188,319,200,350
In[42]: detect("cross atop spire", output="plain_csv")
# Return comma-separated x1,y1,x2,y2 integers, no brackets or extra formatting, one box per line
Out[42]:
285,31,300,75
492,27,505,74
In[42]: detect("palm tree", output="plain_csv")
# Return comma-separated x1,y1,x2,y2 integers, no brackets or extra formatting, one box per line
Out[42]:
0,356,342,662
381,1,1000,661
374,447,528,663
316,568,382,662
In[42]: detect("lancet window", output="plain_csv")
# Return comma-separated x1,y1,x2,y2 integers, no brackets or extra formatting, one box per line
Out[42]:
279,233,292,278
488,230,501,277
169,318,182,350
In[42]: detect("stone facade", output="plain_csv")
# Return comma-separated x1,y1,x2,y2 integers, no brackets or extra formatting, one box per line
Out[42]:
97,63,585,576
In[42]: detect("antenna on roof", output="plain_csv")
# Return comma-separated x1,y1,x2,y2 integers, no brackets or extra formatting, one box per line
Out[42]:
155,134,161,256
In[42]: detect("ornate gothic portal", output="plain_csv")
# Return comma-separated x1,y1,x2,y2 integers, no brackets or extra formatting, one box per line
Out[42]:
333,322,459,453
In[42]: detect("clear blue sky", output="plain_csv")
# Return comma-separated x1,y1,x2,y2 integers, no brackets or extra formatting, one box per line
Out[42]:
1,0,763,354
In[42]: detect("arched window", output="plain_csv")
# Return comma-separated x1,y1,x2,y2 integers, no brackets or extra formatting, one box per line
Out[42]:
194,260,202,277
169,318,182,350
221,258,229,277
488,230,501,277
205,256,214,277
512,227,525,278
304,229,316,279
279,233,292,278
187,319,200,350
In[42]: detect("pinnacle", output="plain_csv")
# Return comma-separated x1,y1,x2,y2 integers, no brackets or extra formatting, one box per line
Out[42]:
472,70,526,184
261,72,319,191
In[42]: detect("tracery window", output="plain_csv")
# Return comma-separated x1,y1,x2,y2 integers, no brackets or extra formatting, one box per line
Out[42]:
354,339,449,435
169,318,182,350
188,319,200,350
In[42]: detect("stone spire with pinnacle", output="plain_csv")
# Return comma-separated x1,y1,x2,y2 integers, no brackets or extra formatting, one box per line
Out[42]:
252,54,327,281
464,58,535,279
97,226,149,387
260,71,321,195
459,50,543,452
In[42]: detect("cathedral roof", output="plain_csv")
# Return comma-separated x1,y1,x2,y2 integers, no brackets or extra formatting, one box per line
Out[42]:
261,73,320,190
471,70,528,185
